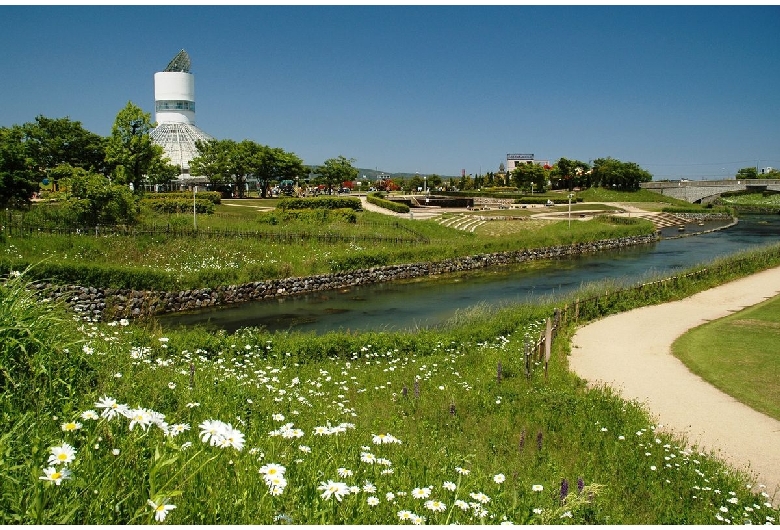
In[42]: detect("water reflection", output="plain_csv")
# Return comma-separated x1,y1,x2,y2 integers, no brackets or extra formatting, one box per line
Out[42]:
157,215,779,334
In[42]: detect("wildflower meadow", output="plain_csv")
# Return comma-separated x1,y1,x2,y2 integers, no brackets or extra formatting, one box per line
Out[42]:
2,263,779,525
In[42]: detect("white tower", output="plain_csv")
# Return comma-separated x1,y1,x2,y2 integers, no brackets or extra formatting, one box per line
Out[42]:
150,50,213,176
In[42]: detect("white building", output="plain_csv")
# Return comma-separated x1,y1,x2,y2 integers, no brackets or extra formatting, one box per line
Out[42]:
149,50,213,183
506,153,550,170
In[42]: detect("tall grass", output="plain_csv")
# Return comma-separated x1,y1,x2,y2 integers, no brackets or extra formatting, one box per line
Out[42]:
2,255,779,524
2,210,653,290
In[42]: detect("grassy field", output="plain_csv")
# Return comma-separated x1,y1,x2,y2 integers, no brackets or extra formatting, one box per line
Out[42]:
719,191,780,206
3,255,780,524
672,293,780,421
3,201,654,290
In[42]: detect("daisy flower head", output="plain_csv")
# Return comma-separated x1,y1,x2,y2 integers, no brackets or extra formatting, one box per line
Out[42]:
337,467,353,478
318,480,350,501
411,486,432,499
128,408,154,432
39,466,72,485
397,510,414,521
412,514,426,525
443,481,457,491
199,419,227,445
166,424,190,437
80,410,99,421
95,396,128,420
48,442,77,466
259,463,286,481
454,499,469,511
494,473,506,484
148,498,176,522
367,496,380,506
470,491,491,504
218,424,245,451
424,500,447,512
532,484,544,492
61,421,82,432
455,466,470,475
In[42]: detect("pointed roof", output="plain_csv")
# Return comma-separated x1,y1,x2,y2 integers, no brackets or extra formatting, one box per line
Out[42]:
164,49,191,73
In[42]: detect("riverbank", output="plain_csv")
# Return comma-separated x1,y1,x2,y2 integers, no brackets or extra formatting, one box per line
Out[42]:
570,266,780,504
37,234,658,321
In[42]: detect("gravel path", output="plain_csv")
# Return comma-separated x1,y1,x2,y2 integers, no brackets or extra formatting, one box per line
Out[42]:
570,266,780,503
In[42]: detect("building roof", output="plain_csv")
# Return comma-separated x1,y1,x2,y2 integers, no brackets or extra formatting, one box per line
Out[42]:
150,122,213,171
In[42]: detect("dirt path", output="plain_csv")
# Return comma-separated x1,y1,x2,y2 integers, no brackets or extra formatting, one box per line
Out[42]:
570,266,780,503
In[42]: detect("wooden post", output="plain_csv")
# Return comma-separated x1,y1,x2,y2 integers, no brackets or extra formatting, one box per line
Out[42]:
575,298,580,321
544,317,552,380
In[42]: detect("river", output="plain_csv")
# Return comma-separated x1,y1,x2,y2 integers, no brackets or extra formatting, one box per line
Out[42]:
157,215,779,334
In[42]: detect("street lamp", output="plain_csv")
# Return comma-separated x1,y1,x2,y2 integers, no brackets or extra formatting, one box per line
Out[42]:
568,193,574,229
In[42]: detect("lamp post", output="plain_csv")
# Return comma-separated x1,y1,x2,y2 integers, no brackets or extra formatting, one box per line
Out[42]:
193,185,197,230
568,193,574,229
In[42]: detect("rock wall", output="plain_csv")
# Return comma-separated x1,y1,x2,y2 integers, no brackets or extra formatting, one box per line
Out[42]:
36,234,658,322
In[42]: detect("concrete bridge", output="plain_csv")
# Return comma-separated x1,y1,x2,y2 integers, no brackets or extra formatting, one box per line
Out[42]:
641,179,780,204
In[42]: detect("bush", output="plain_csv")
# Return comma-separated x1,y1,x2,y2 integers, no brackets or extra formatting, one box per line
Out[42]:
141,198,215,215
274,208,358,224
143,191,222,205
277,197,362,211
367,193,410,213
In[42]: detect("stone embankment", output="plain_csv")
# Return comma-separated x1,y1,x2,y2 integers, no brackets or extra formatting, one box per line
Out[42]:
37,234,658,322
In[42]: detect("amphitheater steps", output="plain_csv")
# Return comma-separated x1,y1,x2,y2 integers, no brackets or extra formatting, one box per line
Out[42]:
433,214,487,232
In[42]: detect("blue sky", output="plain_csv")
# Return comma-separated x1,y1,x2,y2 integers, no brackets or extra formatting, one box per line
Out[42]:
1,5,778,179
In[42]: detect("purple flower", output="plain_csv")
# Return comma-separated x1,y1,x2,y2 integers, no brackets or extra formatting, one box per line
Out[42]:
560,478,569,502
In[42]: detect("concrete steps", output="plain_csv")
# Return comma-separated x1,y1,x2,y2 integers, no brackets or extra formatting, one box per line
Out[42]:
433,214,487,232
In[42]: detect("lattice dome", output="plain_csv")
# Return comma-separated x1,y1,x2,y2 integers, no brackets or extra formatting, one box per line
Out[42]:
150,122,213,171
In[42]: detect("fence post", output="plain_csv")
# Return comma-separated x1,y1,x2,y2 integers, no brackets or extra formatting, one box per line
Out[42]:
575,298,580,322
544,317,552,381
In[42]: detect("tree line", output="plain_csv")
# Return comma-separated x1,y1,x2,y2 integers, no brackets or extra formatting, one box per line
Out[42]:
0,102,360,220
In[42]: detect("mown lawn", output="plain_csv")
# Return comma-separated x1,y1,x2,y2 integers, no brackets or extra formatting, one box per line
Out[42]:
672,293,780,421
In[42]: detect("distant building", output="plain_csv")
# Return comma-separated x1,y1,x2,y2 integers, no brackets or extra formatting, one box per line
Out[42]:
506,153,550,170
149,50,214,185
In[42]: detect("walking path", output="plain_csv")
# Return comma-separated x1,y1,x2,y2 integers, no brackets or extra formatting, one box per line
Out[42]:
569,266,780,503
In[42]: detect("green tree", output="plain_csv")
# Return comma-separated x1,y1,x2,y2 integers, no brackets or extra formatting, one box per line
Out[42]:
60,166,139,225
510,163,547,192
736,167,758,179
591,157,652,190
428,174,443,190
253,145,305,199
105,102,177,192
318,156,359,194
551,158,590,191
21,115,109,180
0,126,38,208
192,140,304,198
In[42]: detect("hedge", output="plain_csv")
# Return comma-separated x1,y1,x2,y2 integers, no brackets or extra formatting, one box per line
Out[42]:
276,197,362,211
143,191,222,205
367,193,411,213
141,198,216,214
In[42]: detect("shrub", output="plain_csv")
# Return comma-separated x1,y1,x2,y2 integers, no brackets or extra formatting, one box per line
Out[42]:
141,198,215,215
366,192,410,213
277,197,362,211
143,191,222,205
